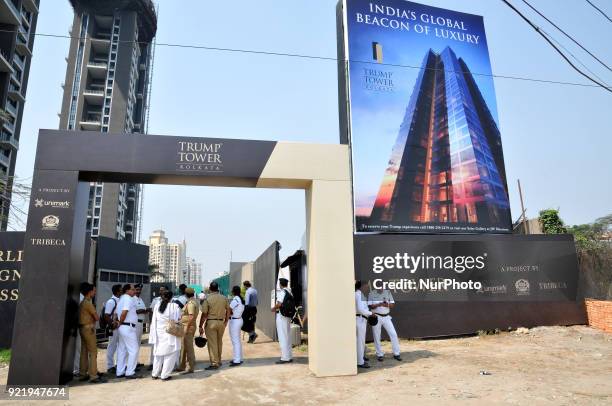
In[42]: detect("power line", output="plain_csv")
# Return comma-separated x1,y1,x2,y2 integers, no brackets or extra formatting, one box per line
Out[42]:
585,0,612,23
521,0,611,73
0,28,608,91
501,0,612,94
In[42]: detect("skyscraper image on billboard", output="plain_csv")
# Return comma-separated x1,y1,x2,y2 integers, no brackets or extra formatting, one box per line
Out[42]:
340,0,512,233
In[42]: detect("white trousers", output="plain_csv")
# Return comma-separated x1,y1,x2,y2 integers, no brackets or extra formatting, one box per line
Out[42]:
136,321,144,363
372,315,400,356
107,329,119,368
229,318,243,363
73,329,81,374
276,313,292,361
117,325,138,376
356,316,367,365
152,350,179,380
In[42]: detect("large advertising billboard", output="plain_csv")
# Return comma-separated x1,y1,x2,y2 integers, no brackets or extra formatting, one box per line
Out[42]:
339,0,512,233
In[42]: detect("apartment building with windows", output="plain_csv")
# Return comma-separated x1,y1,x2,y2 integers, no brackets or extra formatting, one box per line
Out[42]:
58,0,157,241
0,0,39,230
147,229,186,285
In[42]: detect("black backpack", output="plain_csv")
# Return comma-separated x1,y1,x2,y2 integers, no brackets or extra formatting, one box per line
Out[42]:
99,298,117,330
279,289,295,318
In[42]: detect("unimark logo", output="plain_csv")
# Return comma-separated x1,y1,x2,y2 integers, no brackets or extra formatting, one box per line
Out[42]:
34,199,71,209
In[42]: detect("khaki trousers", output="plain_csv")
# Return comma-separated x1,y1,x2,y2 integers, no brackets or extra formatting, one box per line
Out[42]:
179,328,196,372
205,320,225,366
79,325,98,380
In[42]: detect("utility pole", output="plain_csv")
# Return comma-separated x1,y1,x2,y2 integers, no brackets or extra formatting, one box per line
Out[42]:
518,179,529,234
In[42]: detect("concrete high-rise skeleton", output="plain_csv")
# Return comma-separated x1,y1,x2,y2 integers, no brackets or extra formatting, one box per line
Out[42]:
186,257,202,286
58,0,156,241
0,0,39,230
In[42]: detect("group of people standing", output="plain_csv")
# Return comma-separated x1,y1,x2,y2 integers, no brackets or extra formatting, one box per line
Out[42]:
355,280,402,370
75,279,270,384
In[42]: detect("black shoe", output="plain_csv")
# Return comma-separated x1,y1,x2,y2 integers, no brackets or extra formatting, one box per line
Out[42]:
125,374,142,380
152,376,159,380
275,359,293,364
89,377,107,384
394,355,402,361
107,366,116,374
249,333,258,343
97,372,105,377
357,363,371,369
229,361,243,367
205,365,219,370
136,363,144,367
377,356,384,362
78,375,89,382
147,365,153,371
161,376,172,381
363,356,369,362
116,375,125,378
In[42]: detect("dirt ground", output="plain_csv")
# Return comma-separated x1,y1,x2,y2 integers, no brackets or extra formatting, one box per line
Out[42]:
0,325,610,405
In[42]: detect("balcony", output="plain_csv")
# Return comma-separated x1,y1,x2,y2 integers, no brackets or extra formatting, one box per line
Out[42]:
15,35,31,56
3,119,14,133
90,37,110,54
94,31,111,41
83,88,104,104
13,54,25,70
79,114,102,131
8,83,24,103
87,61,108,79
0,0,21,25
0,152,10,168
0,132,18,150
0,49,13,73
5,102,17,117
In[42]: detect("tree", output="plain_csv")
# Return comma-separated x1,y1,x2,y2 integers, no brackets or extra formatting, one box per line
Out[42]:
538,209,567,234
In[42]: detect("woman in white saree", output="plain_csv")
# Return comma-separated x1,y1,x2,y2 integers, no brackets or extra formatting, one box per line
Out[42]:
148,291,182,380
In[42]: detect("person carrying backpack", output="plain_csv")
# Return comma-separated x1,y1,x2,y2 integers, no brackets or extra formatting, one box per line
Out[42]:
271,278,294,364
103,284,121,373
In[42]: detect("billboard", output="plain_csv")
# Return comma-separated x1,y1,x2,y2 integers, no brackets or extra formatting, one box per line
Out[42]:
338,0,512,233
354,234,580,302
0,232,24,348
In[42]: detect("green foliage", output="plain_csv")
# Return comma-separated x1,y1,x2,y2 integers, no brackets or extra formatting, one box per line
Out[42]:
538,209,568,234
0,349,10,365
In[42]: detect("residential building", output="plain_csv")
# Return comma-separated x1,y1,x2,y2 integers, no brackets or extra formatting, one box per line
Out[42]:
58,0,157,241
147,229,186,285
185,257,202,286
369,47,511,228
0,0,40,230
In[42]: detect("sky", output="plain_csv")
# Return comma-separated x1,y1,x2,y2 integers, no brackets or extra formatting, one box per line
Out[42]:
10,0,612,284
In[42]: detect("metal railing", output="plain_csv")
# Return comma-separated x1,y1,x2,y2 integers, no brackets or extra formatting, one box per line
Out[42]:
84,89,104,95
0,153,10,167
87,61,107,68
0,133,18,149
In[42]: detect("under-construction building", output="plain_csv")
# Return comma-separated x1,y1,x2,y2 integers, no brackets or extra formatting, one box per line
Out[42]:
0,0,40,230
369,47,510,229
58,0,156,241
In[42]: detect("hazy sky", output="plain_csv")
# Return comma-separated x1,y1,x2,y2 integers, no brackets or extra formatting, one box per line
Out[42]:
11,0,612,284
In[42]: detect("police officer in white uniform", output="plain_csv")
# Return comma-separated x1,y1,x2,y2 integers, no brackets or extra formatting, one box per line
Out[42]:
272,278,293,364
104,284,122,373
229,285,245,366
355,280,373,369
368,289,402,362
116,283,141,378
134,284,147,367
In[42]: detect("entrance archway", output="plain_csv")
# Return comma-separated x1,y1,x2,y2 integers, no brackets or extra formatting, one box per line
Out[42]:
8,130,357,384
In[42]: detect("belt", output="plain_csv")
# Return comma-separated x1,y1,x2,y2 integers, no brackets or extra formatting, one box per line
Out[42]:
374,313,390,317
356,314,368,319
79,323,95,328
207,318,223,321
231,317,241,319
121,322,136,328
137,319,144,323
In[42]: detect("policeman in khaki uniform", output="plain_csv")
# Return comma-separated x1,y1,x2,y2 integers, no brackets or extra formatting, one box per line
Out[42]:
199,282,230,370
178,287,199,373
79,283,106,383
